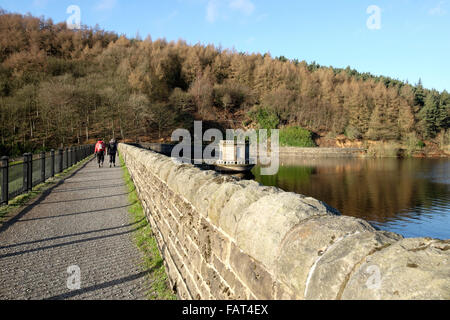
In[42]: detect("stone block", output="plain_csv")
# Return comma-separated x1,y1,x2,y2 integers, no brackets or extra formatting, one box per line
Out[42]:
341,238,450,300
235,192,338,271
210,230,231,263
305,231,401,300
229,243,275,300
275,215,381,297
219,182,280,237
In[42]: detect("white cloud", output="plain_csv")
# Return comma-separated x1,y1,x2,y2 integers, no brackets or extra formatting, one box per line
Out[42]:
429,1,447,16
32,0,49,8
206,0,220,23
205,0,256,23
229,0,255,16
95,0,117,11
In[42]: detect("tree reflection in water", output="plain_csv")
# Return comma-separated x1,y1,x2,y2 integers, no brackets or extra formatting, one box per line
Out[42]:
252,157,450,240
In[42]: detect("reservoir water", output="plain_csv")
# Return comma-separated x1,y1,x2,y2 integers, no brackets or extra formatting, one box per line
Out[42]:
252,157,450,240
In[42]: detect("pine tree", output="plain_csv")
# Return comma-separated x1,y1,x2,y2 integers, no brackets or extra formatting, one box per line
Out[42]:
418,90,441,138
438,90,450,130
414,79,426,107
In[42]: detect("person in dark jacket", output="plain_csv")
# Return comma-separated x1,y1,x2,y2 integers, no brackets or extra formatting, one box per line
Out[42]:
107,139,118,167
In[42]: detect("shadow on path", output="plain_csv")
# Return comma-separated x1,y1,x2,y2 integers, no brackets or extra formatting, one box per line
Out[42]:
16,201,138,222
0,159,93,235
0,218,145,251
45,263,160,300
62,178,121,184
35,189,135,205
0,224,146,259
52,183,127,193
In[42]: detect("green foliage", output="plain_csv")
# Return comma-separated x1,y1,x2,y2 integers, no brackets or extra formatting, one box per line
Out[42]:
414,79,426,107
248,107,280,130
419,90,442,138
279,126,316,147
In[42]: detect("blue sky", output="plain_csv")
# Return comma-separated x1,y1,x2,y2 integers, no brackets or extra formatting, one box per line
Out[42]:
1,0,449,92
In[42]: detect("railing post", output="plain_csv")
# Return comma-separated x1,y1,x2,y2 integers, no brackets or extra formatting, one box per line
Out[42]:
23,154,28,193
41,152,45,183
51,149,55,177
1,156,9,205
68,147,72,167
65,148,68,170
27,153,32,192
59,149,64,173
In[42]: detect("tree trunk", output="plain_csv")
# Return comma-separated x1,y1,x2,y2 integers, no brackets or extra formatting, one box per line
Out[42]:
135,115,138,142
119,117,124,140
112,119,115,139
85,115,89,142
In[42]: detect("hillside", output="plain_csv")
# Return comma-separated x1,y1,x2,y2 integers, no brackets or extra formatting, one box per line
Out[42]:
0,10,449,157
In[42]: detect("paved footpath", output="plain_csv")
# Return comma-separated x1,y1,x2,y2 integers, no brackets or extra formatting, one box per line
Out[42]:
0,158,150,300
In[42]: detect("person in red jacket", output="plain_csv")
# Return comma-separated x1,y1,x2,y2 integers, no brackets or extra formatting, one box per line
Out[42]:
95,139,106,168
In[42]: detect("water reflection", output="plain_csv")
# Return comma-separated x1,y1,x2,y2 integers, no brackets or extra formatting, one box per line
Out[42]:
252,157,450,240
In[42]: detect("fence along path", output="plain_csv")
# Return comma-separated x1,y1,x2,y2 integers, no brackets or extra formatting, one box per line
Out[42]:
1,145,96,205
0,158,150,300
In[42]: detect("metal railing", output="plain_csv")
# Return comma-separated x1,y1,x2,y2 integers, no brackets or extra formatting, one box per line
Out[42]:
0,145,95,206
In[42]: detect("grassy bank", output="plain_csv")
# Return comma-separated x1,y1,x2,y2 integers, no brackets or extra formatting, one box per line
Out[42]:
365,139,448,158
120,154,176,300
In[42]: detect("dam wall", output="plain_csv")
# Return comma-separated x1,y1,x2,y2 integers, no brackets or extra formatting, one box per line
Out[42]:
119,143,450,300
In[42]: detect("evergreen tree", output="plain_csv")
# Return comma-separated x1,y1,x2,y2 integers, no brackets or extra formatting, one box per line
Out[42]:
414,79,426,107
438,90,450,130
419,90,441,138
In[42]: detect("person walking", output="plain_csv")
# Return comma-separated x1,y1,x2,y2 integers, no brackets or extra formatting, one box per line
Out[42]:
107,138,118,168
95,139,106,168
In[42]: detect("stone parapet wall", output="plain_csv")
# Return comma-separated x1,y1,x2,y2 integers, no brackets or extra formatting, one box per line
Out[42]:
119,143,449,300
